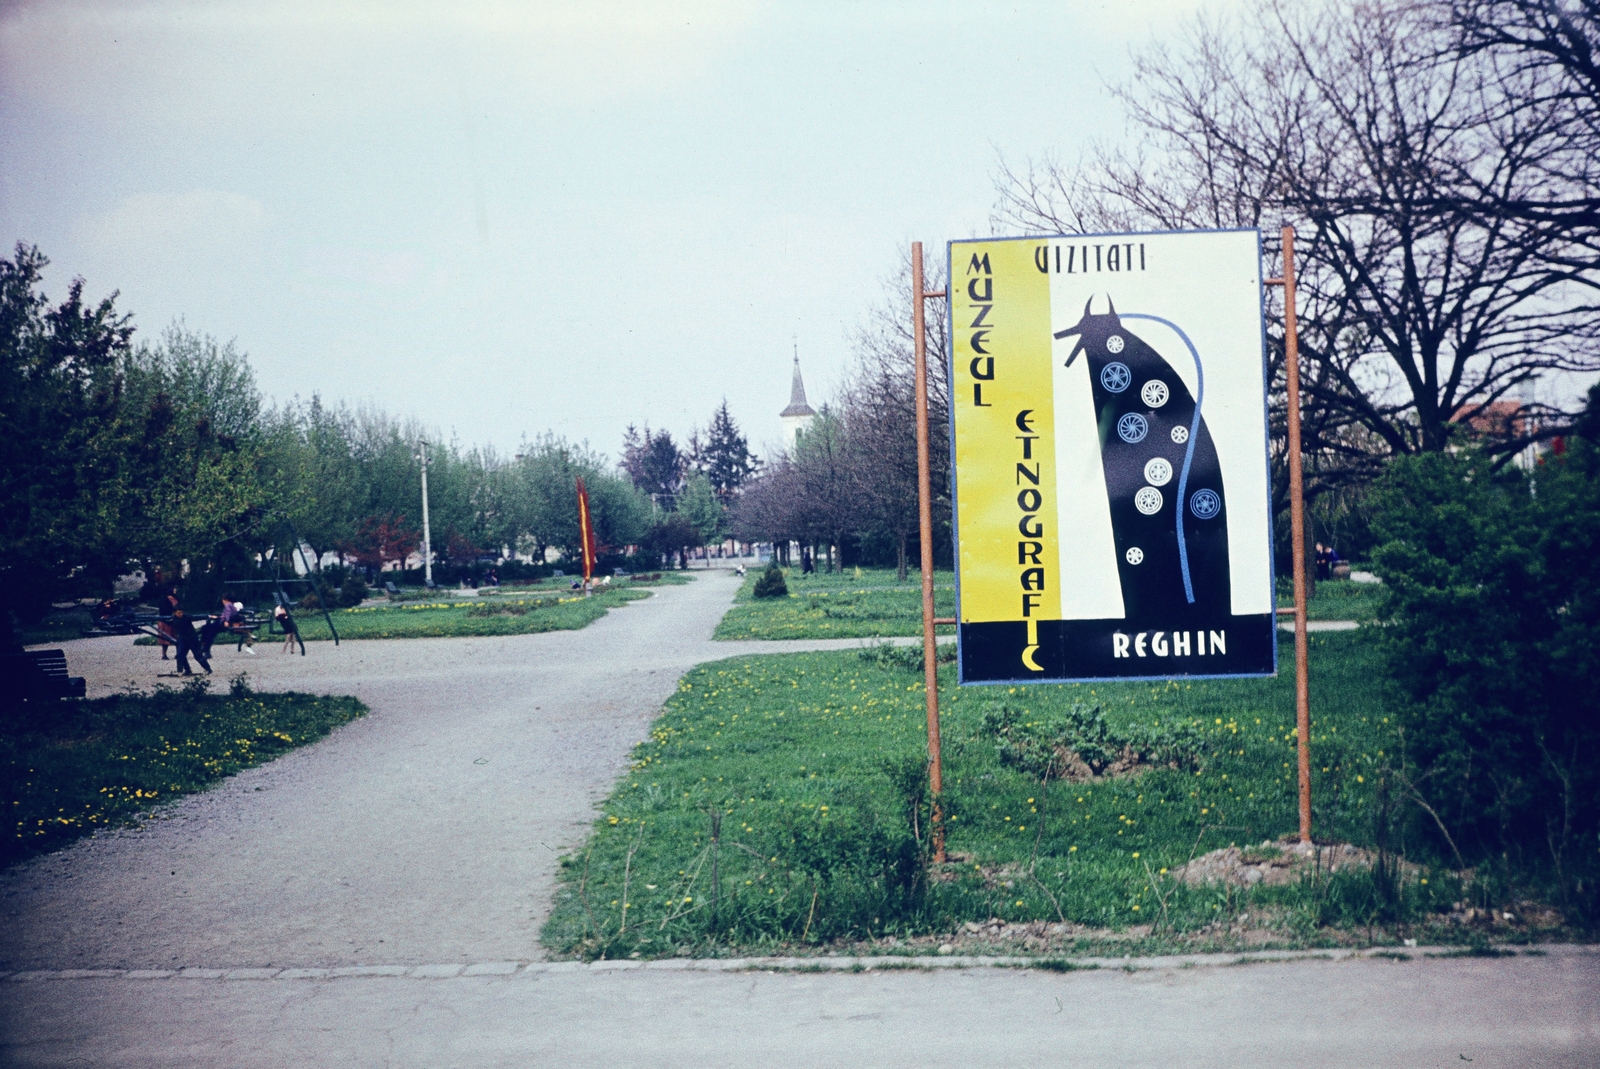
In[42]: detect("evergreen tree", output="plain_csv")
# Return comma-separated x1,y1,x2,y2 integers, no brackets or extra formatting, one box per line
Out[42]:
689,400,758,502
620,423,684,503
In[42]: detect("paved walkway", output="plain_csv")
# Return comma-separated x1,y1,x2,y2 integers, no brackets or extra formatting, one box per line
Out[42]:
3,571,1590,1066
3,946,1594,1066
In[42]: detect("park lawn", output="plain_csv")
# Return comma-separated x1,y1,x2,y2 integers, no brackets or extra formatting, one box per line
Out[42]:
713,567,957,640
132,584,664,644
1276,577,1387,622
17,607,93,646
542,631,1483,960
292,586,652,641
2,682,366,867
715,569,1381,640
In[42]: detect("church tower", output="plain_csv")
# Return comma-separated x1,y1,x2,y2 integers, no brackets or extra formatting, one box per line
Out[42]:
779,349,817,451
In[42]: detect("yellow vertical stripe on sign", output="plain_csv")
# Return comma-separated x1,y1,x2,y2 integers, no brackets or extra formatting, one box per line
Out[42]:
952,241,1058,625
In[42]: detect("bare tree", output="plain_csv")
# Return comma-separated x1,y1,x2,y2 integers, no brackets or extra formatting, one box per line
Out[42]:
843,366,921,580
1450,0,1600,254
845,254,952,568
994,0,1600,508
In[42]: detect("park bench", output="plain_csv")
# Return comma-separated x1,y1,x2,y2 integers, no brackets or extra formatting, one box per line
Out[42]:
1,649,86,705
385,581,401,597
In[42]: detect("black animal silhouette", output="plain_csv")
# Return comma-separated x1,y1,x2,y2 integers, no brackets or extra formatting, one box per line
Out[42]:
1053,297,1231,622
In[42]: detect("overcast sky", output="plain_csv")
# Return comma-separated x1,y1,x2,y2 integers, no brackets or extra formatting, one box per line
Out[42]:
1,0,1239,462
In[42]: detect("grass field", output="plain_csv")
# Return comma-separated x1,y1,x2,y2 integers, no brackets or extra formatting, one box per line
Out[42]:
1277,578,1387,622
713,567,956,640
713,569,1378,641
288,585,654,641
2,681,366,866
124,582,676,645
541,630,1502,959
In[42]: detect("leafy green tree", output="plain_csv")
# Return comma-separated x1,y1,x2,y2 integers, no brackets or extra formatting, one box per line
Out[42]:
646,513,703,570
0,243,135,622
499,436,649,565
264,396,363,565
789,408,859,572
584,470,652,554
677,473,725,547
0,248,275,620
118,324,275,598
1371,442,1600,912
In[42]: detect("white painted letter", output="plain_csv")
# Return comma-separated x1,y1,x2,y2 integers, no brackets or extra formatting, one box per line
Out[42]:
1135,632,1148,657
1209,630,1226,655
1113,633,1130,658
1173,631,1191,656
1152,631,1169,656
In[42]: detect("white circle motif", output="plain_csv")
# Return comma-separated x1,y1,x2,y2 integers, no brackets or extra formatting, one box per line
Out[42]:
1171,425,1189,444
1106,335,1125,354
1125,547,1145,565
1141,380,1170,408
1144,458,1173,486
1134,487,1164,516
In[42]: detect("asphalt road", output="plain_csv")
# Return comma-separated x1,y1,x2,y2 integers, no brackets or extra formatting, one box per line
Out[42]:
2,570,1595,1066
2,949,1595,1067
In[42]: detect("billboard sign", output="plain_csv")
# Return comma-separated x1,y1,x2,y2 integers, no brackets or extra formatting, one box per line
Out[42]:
949,229,1276,684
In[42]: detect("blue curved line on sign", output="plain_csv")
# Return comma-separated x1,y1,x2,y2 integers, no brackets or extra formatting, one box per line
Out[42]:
1120,313,1204,604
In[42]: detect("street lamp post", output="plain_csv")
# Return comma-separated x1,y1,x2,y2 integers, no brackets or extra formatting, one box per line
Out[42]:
418,440,433,588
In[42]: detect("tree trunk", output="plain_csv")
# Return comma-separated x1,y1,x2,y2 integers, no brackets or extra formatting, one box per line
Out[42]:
897,533,908,582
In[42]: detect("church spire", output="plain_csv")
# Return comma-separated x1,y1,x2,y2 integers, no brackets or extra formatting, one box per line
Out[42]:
780,340,817,450
781,343,816,418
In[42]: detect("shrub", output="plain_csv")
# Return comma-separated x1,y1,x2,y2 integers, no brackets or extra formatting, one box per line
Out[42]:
856,638,956,673
296,592,320,610
751,563,788,599
466,597,557,618
977,701,1207,780
337,576,369,608
1371,441,1600,916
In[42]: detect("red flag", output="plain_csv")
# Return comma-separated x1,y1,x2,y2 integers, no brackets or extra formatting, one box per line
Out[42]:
576,477,597,583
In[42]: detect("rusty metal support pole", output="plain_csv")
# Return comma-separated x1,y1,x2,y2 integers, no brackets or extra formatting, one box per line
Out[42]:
912,241,946,863
1281,226,1313,845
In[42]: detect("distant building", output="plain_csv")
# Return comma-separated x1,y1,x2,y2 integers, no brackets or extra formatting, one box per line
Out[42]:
1450,400,1542,469
780,352,817,451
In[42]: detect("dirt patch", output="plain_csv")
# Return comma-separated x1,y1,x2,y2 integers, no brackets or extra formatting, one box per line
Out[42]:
1051,744,1172,781
1172,838,1409,888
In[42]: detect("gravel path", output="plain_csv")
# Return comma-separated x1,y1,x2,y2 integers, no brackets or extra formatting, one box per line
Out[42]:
1,571,910,972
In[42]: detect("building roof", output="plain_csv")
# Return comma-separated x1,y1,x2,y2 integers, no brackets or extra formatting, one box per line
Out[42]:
780,354,816,418
1451,400,1526,438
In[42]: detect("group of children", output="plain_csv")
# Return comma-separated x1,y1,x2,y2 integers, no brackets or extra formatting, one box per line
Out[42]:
155,591,304,675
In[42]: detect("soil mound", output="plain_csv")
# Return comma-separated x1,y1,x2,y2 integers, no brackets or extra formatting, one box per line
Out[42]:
1172,838,1399,888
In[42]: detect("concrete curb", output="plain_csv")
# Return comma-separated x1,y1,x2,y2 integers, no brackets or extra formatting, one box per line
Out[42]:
3,944,1588,982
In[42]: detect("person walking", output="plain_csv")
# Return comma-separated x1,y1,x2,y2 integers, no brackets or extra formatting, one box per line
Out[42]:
274,604,304,655
169,608,212,676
